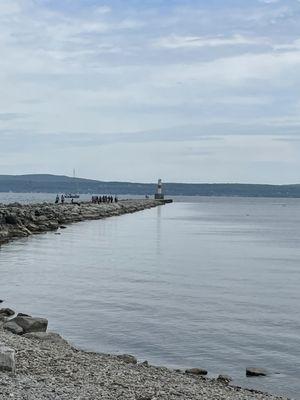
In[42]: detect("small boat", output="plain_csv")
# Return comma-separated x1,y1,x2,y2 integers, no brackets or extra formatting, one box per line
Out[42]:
64,193,80,199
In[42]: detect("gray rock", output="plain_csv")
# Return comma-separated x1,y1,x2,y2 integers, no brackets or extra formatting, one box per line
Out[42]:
10,316,48,333
217,374,232,383
0,308,15,317
17,313,31,317
0,344,15,372
23,331,68,345
117,354,137,364
246,367,268,377
185,368,208,376
3,320,24,335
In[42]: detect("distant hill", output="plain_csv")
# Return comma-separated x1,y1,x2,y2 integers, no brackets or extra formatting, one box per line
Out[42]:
0,174,300,197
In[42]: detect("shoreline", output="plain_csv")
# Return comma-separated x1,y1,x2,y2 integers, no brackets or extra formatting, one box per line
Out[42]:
0,199,162,246
0,310,289,400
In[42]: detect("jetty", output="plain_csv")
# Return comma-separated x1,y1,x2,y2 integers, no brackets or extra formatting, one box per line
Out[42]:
0,199,163,245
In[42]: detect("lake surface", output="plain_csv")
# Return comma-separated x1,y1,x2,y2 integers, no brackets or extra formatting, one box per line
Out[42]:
1,195,300,398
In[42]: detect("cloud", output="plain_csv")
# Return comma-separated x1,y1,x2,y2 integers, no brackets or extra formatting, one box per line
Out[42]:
154,34,268,49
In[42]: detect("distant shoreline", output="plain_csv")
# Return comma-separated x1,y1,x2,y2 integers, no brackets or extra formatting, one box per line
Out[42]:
1,174,300,198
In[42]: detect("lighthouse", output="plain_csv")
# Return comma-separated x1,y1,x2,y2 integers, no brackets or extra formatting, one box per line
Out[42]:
155,179,164,200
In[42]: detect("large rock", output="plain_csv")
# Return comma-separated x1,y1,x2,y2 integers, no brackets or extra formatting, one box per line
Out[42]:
246,367,268,377
3,320,24,335
0,344,15,372
10,316,48,334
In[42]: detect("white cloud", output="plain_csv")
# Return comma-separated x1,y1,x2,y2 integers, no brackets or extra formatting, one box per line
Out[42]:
154,34,268,49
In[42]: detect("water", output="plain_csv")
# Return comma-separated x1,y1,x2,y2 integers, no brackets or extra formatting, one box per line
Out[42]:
0,194,300,398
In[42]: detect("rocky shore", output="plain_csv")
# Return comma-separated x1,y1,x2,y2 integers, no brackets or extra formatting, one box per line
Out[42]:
0,307,289,400
0,199,161,245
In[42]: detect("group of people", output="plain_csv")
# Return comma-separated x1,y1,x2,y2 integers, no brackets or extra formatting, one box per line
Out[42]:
55,194,119,205
91,195,118,204
55,194,65,204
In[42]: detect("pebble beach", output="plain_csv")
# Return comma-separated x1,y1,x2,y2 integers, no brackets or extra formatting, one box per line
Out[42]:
0,323,289,400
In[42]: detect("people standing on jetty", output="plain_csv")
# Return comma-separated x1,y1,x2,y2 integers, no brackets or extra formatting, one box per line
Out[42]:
114,195,118,203
61,194,65,204
91,195,115,203
55,194,59,204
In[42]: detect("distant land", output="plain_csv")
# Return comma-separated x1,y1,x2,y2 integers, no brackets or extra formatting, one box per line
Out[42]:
0,174,300,198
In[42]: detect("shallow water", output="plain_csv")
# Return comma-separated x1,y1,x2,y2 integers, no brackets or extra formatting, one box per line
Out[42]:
1,195,300,398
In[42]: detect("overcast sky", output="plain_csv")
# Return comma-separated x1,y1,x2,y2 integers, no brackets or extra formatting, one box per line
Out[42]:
1,0,300,183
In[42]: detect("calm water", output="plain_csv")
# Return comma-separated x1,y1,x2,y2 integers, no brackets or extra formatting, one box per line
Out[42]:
1,195,300,398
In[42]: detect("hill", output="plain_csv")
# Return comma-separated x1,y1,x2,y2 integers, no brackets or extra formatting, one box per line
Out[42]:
0,174,300,197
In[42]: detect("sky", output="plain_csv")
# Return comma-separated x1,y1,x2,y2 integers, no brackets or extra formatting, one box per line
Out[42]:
1,0,300,183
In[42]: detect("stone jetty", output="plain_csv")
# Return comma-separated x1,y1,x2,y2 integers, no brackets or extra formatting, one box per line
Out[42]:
0,199,161,245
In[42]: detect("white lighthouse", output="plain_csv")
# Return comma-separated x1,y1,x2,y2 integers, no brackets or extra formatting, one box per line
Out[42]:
155,179,164,200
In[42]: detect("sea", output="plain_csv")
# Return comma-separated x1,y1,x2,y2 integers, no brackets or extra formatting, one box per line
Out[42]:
0,193,300,399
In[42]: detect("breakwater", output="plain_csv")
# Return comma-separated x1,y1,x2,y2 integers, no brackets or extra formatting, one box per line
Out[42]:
0,199,162,245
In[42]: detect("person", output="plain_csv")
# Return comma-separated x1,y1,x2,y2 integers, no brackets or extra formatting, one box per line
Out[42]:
61,194,65,204
114,195,118,203
55,194,59,204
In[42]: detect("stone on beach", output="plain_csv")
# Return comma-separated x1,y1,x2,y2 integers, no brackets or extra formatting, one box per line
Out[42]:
185,368,208,376
0,344,15,372
117,354,138,364
217,374,232,383
246,367,268,377
3,321,24,335
10,316,48,334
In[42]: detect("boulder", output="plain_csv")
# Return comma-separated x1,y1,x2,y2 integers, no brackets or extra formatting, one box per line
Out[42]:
3,320,24,335
185,368,208,376
10,316,48,333
0,308,15,317
23,332,68,345
246,367,268,377
0,344,15,372
117,354,137,364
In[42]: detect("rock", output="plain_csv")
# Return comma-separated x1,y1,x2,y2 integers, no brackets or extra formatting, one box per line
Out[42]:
17,313,31,317
23,332,68,345
0,344,15,372
217,374,232,383
60,225,67,229
5,214,18,225
0,300,3,303
246,367,268,377
0,308,15,317
140,360,149,367
117,354,137,364
3,320,24,335
10,316,48,333
185,368,208,376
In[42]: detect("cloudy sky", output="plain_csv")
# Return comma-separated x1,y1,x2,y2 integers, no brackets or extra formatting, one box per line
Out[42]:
1,0,300,183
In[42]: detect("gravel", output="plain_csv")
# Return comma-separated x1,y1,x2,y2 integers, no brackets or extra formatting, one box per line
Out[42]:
0,328,289,400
